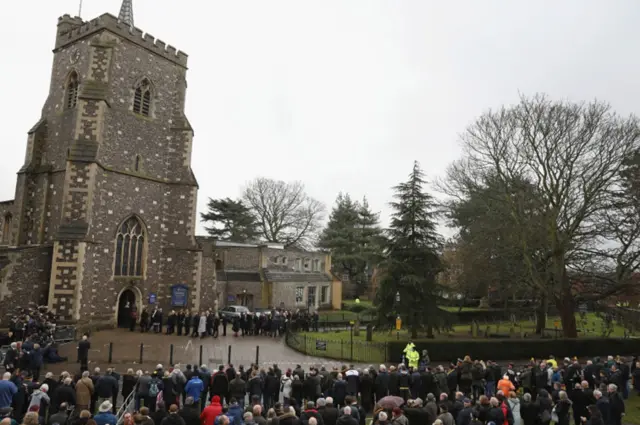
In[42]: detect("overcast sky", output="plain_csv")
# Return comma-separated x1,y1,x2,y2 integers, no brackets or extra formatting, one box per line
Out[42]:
2,1,639,236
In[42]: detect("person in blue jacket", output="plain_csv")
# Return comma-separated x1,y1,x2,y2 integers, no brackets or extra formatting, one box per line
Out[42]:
185,374,204,402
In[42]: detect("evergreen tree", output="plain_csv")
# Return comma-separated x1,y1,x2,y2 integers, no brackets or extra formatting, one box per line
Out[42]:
318,193,383,294
200,197,259,242
376,161,443,338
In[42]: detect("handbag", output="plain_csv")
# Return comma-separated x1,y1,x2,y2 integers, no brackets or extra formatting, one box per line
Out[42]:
551,406,559,423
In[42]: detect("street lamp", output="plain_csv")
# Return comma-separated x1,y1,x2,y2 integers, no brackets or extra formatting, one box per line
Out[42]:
395,291,401,341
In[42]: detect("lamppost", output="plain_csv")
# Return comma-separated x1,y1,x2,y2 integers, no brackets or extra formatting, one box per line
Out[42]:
242,289,247,307
395,291,401,341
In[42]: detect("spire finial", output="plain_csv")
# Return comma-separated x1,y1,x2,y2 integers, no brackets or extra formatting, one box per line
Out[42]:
118,0,134,30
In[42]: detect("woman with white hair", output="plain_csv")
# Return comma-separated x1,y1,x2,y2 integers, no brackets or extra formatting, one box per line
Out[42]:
28,384,50,418
554,391,572,425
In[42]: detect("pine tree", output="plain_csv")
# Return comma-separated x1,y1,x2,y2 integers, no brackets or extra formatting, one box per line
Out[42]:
376,161,443,338
200,197,259,242
318,194,383,294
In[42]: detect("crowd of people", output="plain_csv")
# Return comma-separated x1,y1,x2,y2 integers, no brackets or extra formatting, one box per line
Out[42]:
129,308,321,338
0,351,634,425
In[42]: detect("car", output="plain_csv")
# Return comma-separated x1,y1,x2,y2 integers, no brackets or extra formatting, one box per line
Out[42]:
219,305,250,320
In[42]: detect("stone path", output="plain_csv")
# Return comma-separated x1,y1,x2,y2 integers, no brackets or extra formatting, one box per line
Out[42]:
55,329,369,374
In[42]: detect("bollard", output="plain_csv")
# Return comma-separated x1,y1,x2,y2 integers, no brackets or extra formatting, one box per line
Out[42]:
139,343,144,364
169,344,174,365
255,346,259,365
199,345,203,366
227,345,231,365
108,342,113,364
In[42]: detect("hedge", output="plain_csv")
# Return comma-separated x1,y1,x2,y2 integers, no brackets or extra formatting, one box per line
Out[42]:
388,338,640,363
286,331,640,364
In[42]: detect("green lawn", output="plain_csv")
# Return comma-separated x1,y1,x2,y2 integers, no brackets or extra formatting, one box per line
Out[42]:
306,313,630,339
625,394,640,424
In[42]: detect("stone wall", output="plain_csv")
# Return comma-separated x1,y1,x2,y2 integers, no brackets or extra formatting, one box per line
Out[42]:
271,281,333,310
0,202,14,244
262,247,328,272
218,246,261,270
0,246,52,323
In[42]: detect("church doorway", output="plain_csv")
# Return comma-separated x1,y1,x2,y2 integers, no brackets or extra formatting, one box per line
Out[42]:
117,289,136,328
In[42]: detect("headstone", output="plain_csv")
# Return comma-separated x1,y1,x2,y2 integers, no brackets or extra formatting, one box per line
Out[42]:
366,324,373,341
478,297,490,309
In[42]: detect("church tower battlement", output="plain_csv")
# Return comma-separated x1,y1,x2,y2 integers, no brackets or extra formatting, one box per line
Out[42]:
0,1,217,326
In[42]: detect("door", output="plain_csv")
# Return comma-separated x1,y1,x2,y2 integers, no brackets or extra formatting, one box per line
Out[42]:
117,289,136,328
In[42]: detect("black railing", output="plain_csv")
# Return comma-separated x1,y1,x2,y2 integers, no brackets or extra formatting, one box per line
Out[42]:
285,331,387,364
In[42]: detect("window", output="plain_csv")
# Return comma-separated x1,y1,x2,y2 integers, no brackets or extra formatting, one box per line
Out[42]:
281,257,288,265
133,78,152,116
65,72,79,109
134,155,141,171
321,285,330,304
295,258,302,271
307,286,316,307
215,259,223,270
114,216,146,277
295,286,304,304
2,213,12,244
304,258,310,270
312,259,320,271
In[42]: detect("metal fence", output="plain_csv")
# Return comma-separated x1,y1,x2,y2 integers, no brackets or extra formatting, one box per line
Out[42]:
285,331,387,364
86,341,255,367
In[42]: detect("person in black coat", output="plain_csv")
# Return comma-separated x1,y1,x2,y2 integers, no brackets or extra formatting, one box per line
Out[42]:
122,369,138,402
211,366,229,404
374,368,390,403
359,371,374,414
570,384,590,425
318,399,339,425
405,399,432,425
332,376,347,408
77,336,90,372
291,375,304,405
486,399,505,425
264,369,280,410
607,385,625,425
179,397,200,425
520,394,540,425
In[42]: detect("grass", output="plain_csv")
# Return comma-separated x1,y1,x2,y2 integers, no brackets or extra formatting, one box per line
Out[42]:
625,394,640,425
305,313,630,340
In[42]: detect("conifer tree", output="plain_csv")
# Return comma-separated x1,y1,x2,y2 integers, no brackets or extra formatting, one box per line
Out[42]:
376,161,443,338
200,197,259,242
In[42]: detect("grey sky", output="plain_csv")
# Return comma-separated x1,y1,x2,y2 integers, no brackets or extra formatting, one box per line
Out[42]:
2,1,639,235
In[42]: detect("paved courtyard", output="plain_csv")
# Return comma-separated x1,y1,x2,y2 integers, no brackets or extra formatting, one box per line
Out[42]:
55,329,367,375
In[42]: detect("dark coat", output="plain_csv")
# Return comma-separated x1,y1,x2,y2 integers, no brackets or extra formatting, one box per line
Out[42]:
319,406,339,425
211,373,229,396
519,401,539,425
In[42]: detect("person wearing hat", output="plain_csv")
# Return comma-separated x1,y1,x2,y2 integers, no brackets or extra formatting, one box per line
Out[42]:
457,398,474,425
94,401,116,425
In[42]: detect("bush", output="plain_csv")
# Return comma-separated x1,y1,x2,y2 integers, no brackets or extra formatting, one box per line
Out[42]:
386,338,640,363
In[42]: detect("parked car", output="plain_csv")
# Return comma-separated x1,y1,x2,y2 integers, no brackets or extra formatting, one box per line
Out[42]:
219,305,250,320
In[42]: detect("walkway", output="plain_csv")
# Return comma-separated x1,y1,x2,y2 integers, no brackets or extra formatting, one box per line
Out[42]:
57,329,368,373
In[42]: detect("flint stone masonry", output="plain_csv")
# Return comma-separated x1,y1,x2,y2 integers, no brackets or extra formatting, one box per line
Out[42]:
0,9,215,325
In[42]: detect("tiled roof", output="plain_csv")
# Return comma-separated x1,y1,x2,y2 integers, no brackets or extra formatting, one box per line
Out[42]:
216,270,262,282
263,269,332,283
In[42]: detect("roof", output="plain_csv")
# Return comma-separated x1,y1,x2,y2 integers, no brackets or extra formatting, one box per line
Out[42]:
262,269,332,283
216,270,262,282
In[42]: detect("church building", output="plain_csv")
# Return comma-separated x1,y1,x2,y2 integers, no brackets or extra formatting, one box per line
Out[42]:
0,1,217,328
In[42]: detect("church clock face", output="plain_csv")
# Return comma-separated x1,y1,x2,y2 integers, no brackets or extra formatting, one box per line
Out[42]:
70,49,80,64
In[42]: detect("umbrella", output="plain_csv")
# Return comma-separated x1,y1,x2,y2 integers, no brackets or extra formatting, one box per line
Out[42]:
377,396,404,409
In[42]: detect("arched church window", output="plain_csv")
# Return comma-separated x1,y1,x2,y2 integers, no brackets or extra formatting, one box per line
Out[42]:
133,79,152,116
114,216,146,277
65,72,79,109
2,213,12,244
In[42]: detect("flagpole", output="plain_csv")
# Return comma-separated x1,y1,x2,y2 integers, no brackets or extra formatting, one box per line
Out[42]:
78,0,83,17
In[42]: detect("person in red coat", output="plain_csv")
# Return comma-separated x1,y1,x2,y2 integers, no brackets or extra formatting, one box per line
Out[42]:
200,395,223,425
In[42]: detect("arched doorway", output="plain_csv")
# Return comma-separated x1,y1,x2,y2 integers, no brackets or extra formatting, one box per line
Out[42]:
117,289,136,328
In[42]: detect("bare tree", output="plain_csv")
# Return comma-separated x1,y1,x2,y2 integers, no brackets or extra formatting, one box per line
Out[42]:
242,177,326,248
441,94,640,337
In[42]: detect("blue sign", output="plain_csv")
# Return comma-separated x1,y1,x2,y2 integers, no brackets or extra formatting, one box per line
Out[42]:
148,293,157,304
171,284,189,307
227,295,236,302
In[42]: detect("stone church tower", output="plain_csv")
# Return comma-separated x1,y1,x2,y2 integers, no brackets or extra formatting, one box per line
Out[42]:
0,1,217,326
